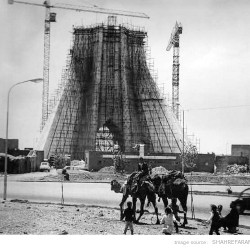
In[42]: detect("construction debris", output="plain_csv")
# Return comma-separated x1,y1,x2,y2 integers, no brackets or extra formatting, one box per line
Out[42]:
98,166,115,174
227,164,248,174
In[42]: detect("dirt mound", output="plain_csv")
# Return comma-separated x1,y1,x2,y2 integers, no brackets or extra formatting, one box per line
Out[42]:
151,166,168,175
98,166,115,173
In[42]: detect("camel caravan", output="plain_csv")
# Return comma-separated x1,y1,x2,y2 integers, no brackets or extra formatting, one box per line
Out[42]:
110,157,188,227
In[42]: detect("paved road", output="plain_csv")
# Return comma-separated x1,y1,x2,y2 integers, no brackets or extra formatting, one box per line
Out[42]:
0,181,249,227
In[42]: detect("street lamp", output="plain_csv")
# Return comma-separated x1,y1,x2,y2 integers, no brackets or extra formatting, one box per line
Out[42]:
3,78,43,200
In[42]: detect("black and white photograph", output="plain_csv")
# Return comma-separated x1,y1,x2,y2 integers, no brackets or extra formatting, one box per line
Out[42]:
0,0,250,247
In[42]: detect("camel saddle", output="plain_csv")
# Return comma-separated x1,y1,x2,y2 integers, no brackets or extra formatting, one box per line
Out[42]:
158,171,187,198
127,172,154,195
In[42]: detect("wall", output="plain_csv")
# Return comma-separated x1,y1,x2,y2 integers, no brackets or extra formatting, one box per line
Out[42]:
0,150,44,174
0,138,19,153
85,150,215,173
28,151,44,172
215,155,249,173
192,153,215,173
231,145,250,164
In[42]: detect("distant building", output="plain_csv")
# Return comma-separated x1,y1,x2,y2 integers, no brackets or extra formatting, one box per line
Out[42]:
0,138,19,153
231,145,250,164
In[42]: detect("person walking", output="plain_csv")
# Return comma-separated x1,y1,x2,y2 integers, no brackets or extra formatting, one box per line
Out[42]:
121,201,134,235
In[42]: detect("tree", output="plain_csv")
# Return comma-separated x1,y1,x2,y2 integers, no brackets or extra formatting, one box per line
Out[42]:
181,141,198,171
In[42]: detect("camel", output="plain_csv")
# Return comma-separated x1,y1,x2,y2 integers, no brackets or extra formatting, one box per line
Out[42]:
111,173,160,224
151,174,189,226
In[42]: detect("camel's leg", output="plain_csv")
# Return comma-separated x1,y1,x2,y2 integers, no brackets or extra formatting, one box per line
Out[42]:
179,198,188,226
119,194,128,221
162,197,168,210
151,194,160,224
136,197,145,223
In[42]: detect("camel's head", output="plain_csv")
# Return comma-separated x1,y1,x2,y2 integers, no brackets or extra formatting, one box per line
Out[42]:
111,179,122,193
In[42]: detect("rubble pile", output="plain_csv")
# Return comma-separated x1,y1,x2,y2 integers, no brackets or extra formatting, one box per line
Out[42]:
227,164,248,174
71,160,85,166
98,166,115,173
70,160,86,169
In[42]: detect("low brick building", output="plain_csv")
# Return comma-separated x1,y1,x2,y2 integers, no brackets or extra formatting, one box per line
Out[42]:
231,145,250,164
0,138,19,153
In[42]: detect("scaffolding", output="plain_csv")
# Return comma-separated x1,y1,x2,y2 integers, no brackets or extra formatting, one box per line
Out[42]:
36,18,187,159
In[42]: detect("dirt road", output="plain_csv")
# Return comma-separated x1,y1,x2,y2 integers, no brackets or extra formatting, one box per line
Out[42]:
0,200,249,235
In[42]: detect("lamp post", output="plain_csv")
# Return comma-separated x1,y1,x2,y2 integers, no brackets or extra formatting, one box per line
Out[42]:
3,78,43,200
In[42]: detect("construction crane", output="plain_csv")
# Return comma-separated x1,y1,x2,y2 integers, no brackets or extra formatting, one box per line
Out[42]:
8,0,149,130
166,21,182,120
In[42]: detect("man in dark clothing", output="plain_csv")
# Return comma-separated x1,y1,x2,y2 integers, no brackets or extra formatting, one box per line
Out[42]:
121,201,134,235
62,168,69,181
137,157,144,171
132,158,150,193
137,157,149,177
220,201,239,233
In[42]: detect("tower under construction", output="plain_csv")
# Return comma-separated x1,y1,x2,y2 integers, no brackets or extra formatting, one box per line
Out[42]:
36,18,185,159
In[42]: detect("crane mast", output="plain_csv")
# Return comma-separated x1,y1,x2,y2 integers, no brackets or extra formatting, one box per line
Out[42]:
42,1,54,130
166,21,182,120
8,0,149,130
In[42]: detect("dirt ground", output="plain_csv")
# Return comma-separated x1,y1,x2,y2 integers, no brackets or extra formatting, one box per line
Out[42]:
0,200,249,235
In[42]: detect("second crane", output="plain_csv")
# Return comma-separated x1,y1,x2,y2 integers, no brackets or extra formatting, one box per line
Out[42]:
167,21,183,120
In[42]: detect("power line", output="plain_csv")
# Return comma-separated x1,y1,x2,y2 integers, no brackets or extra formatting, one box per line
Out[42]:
184,104,250,112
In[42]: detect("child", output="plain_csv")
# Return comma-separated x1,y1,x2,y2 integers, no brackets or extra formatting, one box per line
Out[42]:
161,206,177,235
121,201,134,235
206,204,220,235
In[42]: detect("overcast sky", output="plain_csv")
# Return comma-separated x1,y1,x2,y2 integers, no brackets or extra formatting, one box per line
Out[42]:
0,0,250,154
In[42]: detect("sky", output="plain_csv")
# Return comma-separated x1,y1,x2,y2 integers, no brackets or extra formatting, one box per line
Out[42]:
0,0,250,154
